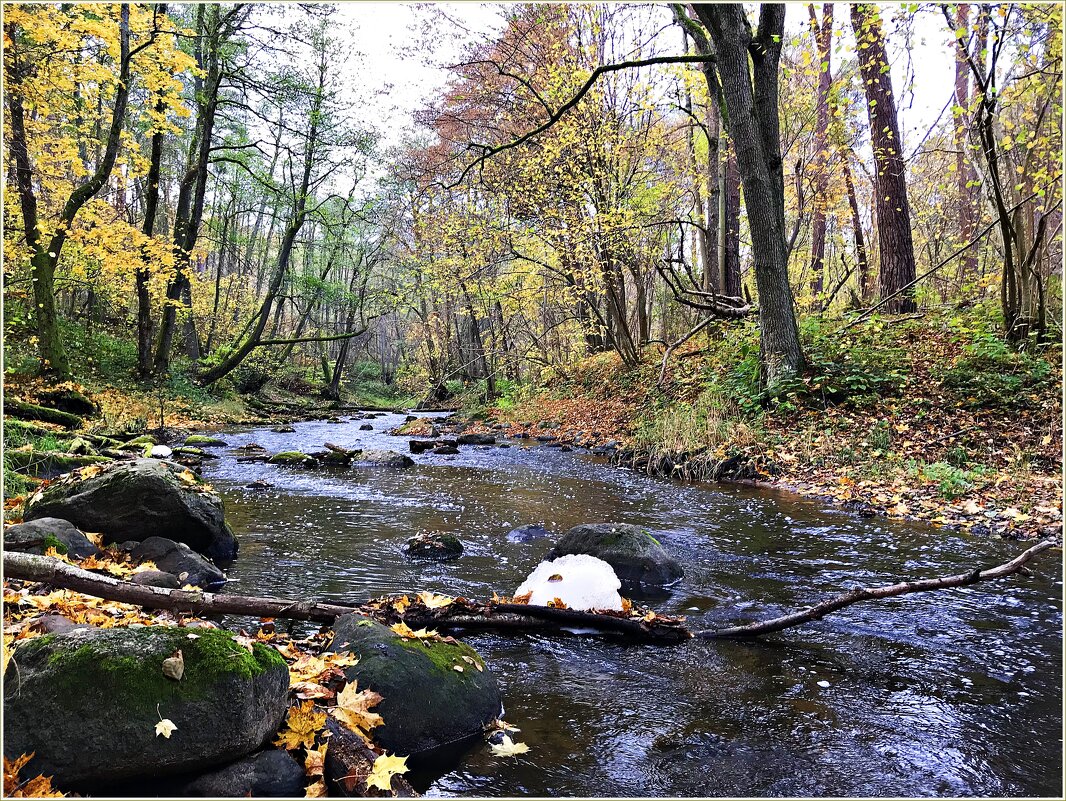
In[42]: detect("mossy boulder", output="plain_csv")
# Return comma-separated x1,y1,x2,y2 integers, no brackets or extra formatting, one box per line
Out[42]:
395,417,438,437
184,435,228,447
328,616,501,754
547,523,683,588
2,627,289,788
4,517,99,559
23,459,238,564
267,451,310,466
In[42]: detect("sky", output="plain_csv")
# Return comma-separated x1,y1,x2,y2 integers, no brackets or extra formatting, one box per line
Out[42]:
328,1,963,158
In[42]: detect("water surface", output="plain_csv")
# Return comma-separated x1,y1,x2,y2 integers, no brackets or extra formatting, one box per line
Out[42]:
201,413,1063,797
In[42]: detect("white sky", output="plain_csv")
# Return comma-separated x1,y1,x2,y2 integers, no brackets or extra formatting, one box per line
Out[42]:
330,1,960,157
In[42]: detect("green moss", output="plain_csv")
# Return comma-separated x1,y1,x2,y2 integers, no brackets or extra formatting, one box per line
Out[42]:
268,451,309,464
42,534,68,554
35,629,281,714
184,435,227,446
394,636,478,680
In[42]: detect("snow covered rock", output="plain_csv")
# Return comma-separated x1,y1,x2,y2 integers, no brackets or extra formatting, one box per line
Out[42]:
514,554,624,611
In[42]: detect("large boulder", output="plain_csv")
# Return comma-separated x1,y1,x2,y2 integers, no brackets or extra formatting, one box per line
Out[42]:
328,616,501,755
182,749,306,798
3,517,99,559
130,537,226,590
547,523,683,588
23,459,238,564
2,627,289,789
456,433,495,446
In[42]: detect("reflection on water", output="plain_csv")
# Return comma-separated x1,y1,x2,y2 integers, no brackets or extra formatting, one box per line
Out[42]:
202,413,1063,797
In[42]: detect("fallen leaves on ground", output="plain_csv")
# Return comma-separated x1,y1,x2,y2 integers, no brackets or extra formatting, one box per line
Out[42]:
3,753,64,798
331,681,384,740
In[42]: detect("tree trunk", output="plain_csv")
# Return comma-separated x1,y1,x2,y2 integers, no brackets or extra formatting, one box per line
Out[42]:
851,3,918,313
952,3,981,278
722,142,742,298
695,3,804,387
807,3,834,309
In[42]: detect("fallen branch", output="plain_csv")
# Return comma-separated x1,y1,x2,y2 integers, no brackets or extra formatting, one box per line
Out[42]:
4,399,83,429
2,552,361,623
694,539,1056,639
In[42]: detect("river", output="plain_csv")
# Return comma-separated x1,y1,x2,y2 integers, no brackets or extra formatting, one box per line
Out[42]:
200,412,1063,797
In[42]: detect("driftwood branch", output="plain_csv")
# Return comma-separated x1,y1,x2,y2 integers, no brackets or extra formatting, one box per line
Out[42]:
694,539,1056,639
4,541,1056,643
2,552,361,622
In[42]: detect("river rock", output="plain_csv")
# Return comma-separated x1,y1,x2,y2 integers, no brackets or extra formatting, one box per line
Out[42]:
3,517,99,559
404,532,463,560
2,627,289,788
357,450,414,468
267,451,311,465
23,459,238,564
182,749,306,798
328,616,502,754
359,423,374,431
271,426,296,433
547,523,683,588
409,439,439,454
129,537,226,590
432,445,459,455
395,417,438,437
457,433,495,446
506,524,553,543
184,435,228,447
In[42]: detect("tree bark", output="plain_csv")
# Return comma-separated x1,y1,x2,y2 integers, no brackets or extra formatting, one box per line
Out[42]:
951,3,980,278
807,3,834,309
694,3,804,387
851,3,918,313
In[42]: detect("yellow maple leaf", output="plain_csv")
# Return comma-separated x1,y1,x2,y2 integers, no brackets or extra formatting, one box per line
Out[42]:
417,591,454,609
304,779,328,798
390,622,439,641
391,595,411,614
365,753,409,792
489,735,530,758
274,700,327,751
155,718,177,738
304,744,327,777
331,681,383,737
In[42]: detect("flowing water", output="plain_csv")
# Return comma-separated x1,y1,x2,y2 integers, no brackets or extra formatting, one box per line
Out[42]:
201,412,1063,798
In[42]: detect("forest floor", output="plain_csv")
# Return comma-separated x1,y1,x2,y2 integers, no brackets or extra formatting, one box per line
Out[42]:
472,309,1062,543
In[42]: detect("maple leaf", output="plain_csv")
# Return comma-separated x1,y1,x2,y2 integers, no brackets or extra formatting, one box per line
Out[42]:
275,701,327,751
331,681,383,737
304,779,328,798
489,735,530,758
365,753,409,792
511,591,532,605
3,754,35,796
155,718,178,739
389,622,439,641
304,744,327,777
292,681,335,701
391,595,411,614
417,591,454,609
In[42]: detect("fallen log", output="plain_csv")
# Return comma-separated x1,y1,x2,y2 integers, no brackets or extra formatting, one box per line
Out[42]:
323,719,417,798
2,552,361,623
693,539,1057,639
3,541,1056,642
5,399,83,429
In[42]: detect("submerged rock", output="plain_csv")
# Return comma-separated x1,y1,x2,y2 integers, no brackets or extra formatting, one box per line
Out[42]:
515,554,623,611
357,450,414,468
359,423,374,431
404,532,463,561
4,517,99,559
2,627,289,788
129,536,226,590
457,433,495,446
182,749,305,798
328,616,501,754
547,523,683,588
432,445,459,455
23,459,238,563
409,439,439,454
506,524,553,543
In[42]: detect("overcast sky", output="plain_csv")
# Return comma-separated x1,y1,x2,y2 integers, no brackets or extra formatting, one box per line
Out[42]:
330,2,960,155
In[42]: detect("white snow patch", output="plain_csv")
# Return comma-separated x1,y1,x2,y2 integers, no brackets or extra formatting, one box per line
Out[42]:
515,554,623,611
